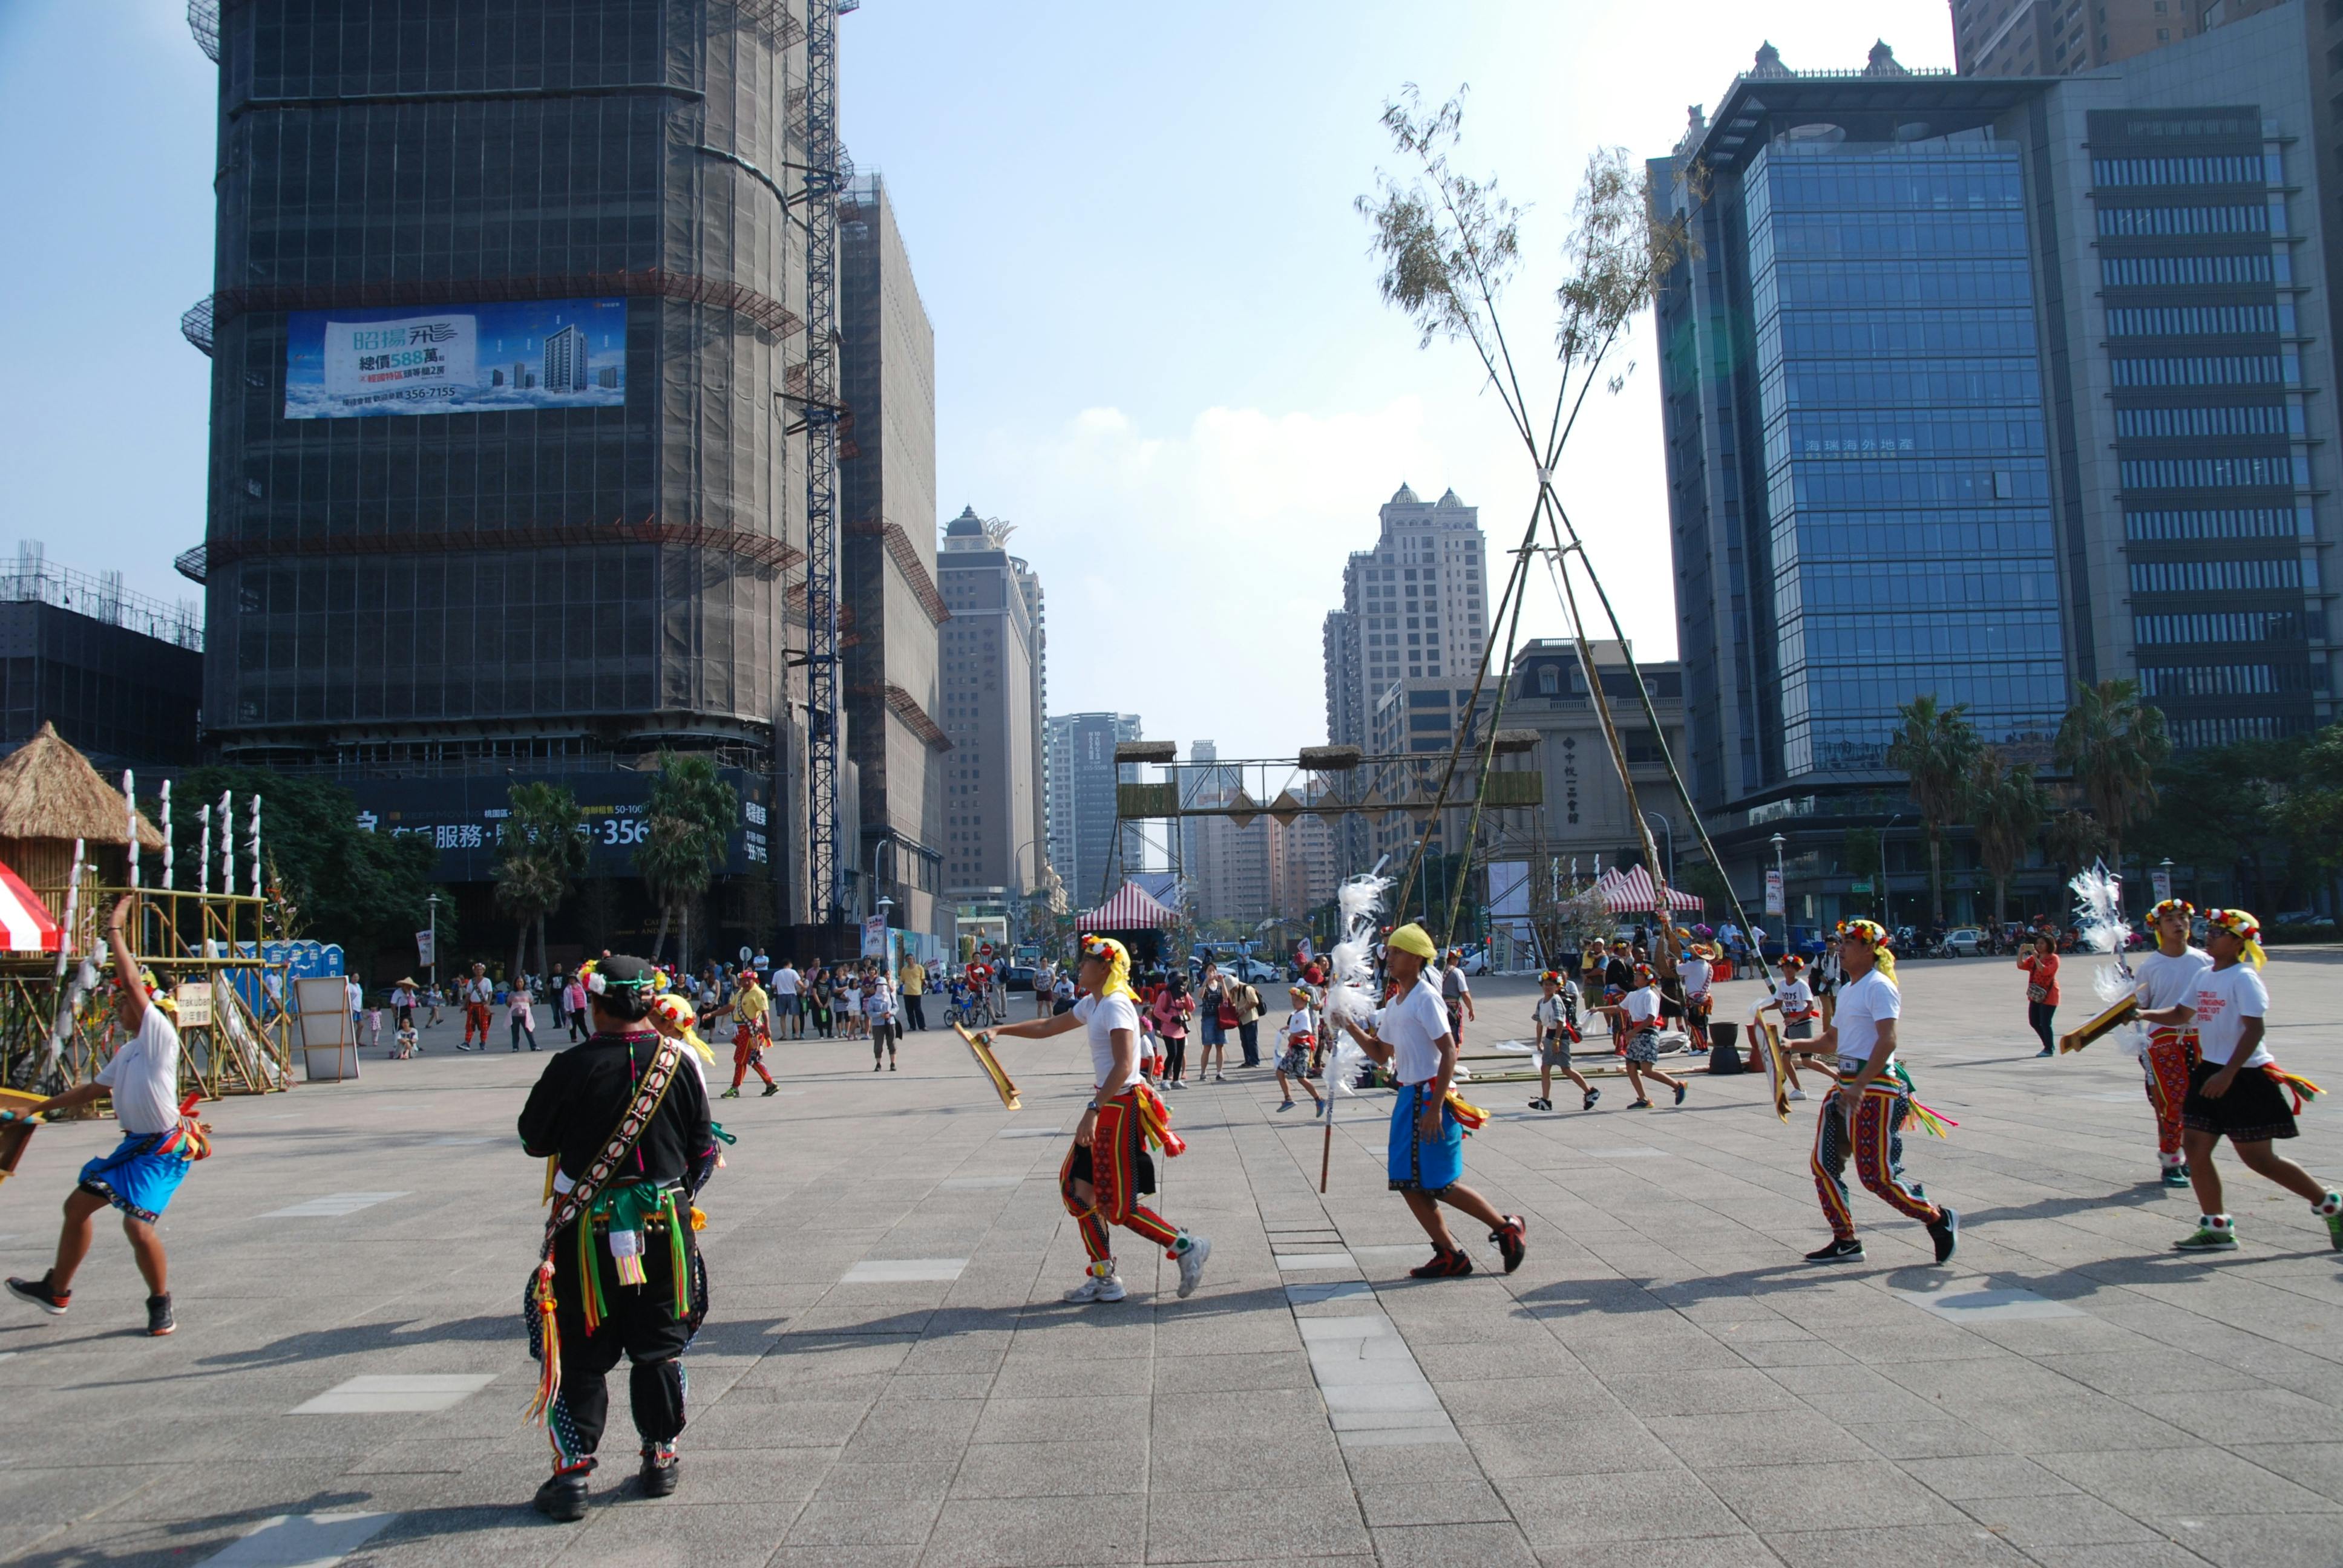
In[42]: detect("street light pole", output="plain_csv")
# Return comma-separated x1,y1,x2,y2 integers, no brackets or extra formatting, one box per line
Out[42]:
426,892,440,991
1770,831,1787,930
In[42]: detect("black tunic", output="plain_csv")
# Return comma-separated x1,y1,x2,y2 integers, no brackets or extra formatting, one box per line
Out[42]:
519,1031,712,1187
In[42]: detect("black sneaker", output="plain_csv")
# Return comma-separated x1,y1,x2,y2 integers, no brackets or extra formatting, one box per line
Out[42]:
1409,1246,1474,1279
5,1272,68,1315
145,1293,175,1336
638,1448,679,1498
1928,1207,1960,1265
1674,1082,1688,1106
1491,1215,1527,1275
533,1466,592,1521
1525,1098,1549,1111
761,1082,781,1097
1804,1238,1865,1264
1582,1088,1601,1111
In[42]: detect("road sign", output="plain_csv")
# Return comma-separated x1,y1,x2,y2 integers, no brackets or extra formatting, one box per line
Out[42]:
1849,881,1873,895
739,945,753,962
980,942,996,958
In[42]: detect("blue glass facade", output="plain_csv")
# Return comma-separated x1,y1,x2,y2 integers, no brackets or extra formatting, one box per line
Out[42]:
1749,139,2068,776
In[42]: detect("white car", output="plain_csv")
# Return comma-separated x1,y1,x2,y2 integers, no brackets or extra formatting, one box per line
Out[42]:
1942,928,1985,956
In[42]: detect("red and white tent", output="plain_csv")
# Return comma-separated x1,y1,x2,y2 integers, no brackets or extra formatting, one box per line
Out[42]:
1594,865,1703,915
0,861,62,952
1080,880,1180,929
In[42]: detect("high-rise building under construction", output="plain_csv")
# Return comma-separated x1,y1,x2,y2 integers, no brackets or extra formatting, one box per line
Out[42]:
178,1,842,953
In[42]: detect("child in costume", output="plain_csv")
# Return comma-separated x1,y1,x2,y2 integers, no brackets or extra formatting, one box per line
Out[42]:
1275,984,1322,1112
2131,899,2212,1188
1528,969,1597,1112
2139,909,2340,1252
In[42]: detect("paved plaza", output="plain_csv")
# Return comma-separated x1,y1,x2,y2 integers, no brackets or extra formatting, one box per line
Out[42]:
5,953,2343,1568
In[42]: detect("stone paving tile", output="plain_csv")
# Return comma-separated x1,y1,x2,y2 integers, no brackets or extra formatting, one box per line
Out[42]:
1141,1483,1372,1563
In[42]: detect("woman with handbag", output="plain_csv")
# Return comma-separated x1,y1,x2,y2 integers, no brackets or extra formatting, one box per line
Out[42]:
2019,932,2060,1058
1151,974,1196,1088
1196,962,1229,1081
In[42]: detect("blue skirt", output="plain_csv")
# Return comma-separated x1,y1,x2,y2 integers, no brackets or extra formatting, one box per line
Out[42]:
1387,1083,1464,1194
79,1133,193,1224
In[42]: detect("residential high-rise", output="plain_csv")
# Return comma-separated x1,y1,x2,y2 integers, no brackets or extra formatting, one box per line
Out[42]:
939,508,1047,896
1320,484,1491,872
1046,712,1142,909
839,173,948,951
1175,741,1276,928
1653,25,2341,923
1950,0,2207,74
182,2,811,950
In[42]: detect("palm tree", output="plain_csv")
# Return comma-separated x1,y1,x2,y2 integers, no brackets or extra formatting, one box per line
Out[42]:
2042,808,2106,897
2054,678,2170,896
494,783,588,988
635,751,739,974
1969,748,2050,927
1886,696,1982,925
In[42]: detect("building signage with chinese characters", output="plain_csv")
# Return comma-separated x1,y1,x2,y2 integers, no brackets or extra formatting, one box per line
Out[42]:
284,298,626,419
347,768,771,881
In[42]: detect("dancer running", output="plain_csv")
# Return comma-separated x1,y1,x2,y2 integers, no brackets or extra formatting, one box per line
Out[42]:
1338,923,1524,1279
1595,964,1688,1109
1790,920,1958,1265
1275,984,1322,1112
1527,968,1596,1112
2139,909,2342,1252
983,935,1211,1302
518,956,715,1520
1754,953,1815,1102
2131,898,2210,1189
4,897,196,1336
721,969,778,1099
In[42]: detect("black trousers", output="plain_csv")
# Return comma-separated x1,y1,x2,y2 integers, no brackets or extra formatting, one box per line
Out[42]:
1238,1021,1260,1065
548,1223,693,1463
905,993,927,1031
2027,1001,2057,1053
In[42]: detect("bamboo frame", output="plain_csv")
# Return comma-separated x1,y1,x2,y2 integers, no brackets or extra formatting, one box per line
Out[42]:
0,885,291,1105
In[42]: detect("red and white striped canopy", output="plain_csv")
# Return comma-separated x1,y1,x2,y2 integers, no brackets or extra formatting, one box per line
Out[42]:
1595,865,1703,915
0,860,62,953
1080,880,1179,930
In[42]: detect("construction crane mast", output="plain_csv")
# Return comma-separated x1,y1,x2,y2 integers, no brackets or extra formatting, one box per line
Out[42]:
799,0,859,927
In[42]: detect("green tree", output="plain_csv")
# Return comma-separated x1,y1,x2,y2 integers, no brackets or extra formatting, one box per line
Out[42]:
634,751,739,975
2042,808,2106,896
1886,696,1982,925
1969,748,2050,927
176,766,450,971
494,782,588,987
2054,678,2170,896
2135,736,2302,913
2270,722,2343,879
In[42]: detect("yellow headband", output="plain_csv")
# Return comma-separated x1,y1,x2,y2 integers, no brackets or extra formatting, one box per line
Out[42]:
2204,908,2267,970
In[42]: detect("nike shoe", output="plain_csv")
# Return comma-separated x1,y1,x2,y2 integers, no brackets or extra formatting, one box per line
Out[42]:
1064,1270,1126,1304
146,1293,175,1336
1928,1207,1960,1265
2174,1219,2238,1252
1525,1098,1549,1111
1409,1246,1474,1279
1582,1088,1601,1111
5,1272,68,1315
1175,1235,1212,1299
1491,1215,1527,1274
1804,1238,1865,1264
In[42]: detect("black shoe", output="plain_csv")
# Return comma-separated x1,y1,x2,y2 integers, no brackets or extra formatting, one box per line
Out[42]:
1492,1215,1527,1274
2036,1048,2053,1058
533,1468,592,1521
761,1082,781,1097
1526,1098,1549,1111
1408,1247,1473,1279
6,1272,68,1315
638,1449,679,1498
1582,1088,1601,1111
145,1293,175,1336
1804,1238,1865,1264
1674,1082,1688,1106
1928,1206,1961,1265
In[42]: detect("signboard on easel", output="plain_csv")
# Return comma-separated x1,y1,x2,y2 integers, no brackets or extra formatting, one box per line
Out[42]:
293,976,358,1082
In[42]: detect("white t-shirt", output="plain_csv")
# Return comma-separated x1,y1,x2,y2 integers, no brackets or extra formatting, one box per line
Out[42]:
2188,963,2270,1070
1073,992,1144,1086
773,965,801,998
463,976,494,1004
99,1007,182,1137
1622,985,1662,1028
346,978,363,1013
1833,969,1901,1074
1533,985,1580,1031
1377,977,1453,1085
1284,1006,1314,1044
2133,946,2214,1011
1776,978,1817,1021
1680,959,1712,998
863,979,896,1016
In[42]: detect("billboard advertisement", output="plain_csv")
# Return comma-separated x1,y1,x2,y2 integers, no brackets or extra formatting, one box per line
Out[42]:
284,297,626,419
346,767,772,883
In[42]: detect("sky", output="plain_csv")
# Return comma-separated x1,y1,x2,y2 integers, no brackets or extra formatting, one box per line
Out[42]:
0,0,1959,760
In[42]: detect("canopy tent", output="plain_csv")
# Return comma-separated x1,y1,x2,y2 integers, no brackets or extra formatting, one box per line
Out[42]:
1595,865,1704,915
0,859,62,953
1080,880,1180,929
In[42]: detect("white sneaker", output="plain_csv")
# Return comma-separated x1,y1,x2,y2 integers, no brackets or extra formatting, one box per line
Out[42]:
1175,1235,1212,1299
1063,1272,1126,1304
1788,1088,1809,1101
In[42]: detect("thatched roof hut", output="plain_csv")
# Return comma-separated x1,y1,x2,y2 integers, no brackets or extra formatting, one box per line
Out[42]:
0,723,164,896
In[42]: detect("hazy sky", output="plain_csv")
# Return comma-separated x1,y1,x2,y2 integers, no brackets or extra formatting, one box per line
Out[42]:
0,1,1958,760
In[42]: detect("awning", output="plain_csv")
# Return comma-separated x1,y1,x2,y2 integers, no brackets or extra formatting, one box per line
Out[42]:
1080,880,1180,929
1595,866,1703,915
0,860,62,952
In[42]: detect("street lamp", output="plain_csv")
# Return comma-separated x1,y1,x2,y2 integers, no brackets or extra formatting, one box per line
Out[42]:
425,892,441,991
1770,832,1787,929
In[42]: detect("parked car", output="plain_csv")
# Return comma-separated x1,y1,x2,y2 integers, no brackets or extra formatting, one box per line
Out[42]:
1003,963,1038,992
1458,946,1490,976
1941,928,1985,956
1221,956,1280,985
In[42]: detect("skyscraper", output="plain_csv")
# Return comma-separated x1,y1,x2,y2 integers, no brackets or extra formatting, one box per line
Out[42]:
183,2,810,943
1950,0,2208,75
1046,712,1141,909
939,508,1047,895
839,173,948,949
1654,25,2342,921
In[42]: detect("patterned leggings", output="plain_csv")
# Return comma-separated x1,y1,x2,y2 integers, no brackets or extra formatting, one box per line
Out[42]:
1061,1091,1182,1263
1813,1085,1944,1241
2143,1031,2198,1159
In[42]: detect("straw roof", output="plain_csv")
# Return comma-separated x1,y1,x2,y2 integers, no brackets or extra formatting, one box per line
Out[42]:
0,724,165,849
